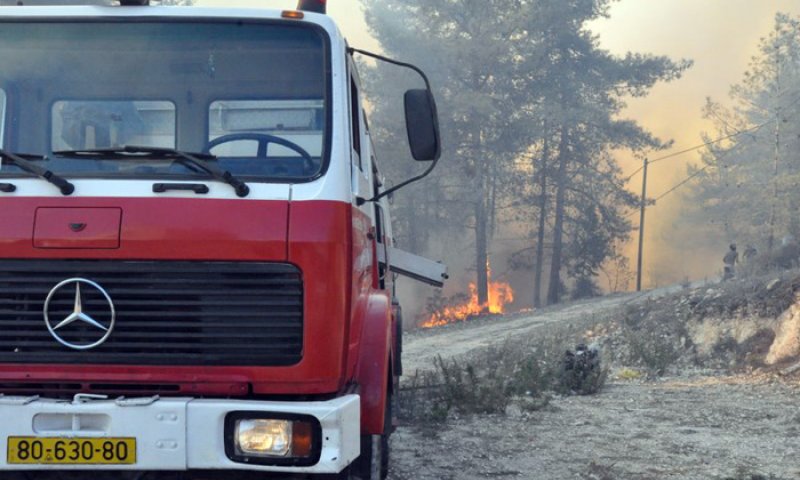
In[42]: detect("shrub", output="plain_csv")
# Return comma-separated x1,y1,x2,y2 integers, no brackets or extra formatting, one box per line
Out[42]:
572,277,601,300
398,333,608,423
435,355,510,415
621,306,684,377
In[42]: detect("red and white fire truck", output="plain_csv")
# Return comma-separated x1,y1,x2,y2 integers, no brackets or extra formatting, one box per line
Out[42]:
0,1,445,478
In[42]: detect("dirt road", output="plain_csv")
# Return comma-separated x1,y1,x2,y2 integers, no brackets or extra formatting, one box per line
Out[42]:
402,292,638,375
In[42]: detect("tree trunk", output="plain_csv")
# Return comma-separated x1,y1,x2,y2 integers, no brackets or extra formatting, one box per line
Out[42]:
533,130,550,309
546,126,569,305
473,121,490,309
475,194,490,309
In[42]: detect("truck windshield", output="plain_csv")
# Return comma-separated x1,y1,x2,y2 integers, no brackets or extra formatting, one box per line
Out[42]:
0,20,329,181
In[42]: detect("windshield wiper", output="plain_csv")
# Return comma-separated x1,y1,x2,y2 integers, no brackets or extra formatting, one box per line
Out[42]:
53,146,250,198
0,149,75,195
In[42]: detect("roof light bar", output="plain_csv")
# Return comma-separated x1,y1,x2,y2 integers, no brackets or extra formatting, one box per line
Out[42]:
296,0,325,14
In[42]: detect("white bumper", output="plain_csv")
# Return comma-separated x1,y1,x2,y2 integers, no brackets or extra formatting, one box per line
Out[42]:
0,394,360,474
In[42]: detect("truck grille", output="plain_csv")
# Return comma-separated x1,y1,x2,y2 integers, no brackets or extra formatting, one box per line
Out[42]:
0,261,303,366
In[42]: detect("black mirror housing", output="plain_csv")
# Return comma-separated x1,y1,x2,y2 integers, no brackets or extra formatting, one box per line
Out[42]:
404,89,441,161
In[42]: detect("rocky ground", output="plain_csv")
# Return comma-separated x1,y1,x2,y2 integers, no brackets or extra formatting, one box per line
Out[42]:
390,375,800,479
390,272,800,480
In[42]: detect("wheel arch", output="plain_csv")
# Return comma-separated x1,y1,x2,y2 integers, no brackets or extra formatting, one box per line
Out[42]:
354,292,393,435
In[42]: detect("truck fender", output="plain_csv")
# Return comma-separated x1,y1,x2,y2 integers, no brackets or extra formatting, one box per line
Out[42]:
355,293,392,435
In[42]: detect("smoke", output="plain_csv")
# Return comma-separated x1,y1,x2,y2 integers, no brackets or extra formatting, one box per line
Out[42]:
396,213,553,328
593,1,800,288
397,228,475,327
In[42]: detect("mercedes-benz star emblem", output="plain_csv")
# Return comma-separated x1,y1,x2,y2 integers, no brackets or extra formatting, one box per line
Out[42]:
43,278,116,350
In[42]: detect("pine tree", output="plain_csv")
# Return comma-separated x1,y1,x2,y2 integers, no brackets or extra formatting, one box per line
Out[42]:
520,0,690,304
687,13,800,253
362,0,690,309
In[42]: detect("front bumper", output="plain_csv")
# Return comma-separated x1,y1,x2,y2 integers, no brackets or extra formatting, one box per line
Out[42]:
0,394,360,474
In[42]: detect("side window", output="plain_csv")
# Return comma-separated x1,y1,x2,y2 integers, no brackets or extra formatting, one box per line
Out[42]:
206,99,324,178
0,89,6,148
208,99,324,157
350,77,362,171
51,100,176,151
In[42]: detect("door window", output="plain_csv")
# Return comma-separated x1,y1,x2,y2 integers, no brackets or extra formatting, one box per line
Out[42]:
51,100,176,151
0,89,5,147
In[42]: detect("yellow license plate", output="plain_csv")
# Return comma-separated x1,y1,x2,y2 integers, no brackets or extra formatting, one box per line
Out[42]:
7,437,136,465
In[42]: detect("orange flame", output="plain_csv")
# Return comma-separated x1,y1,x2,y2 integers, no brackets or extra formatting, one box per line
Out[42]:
421,280,514,328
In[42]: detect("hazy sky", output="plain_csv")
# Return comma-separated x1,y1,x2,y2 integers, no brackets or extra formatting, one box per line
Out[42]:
194,0,800,285
589,1,800,284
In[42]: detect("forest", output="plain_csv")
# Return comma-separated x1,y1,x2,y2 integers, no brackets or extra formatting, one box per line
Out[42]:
359,0,800,321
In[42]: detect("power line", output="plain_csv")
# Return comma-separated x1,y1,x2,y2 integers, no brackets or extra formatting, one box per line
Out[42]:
626,166,714,221
623,164,645,182
646,99,800,203
653,165,710,202
630,149,735,217
623,119,774,182
649,121,770,165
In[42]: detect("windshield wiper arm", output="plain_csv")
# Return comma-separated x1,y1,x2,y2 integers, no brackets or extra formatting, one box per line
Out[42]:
0,149,75,195
53,146,250,198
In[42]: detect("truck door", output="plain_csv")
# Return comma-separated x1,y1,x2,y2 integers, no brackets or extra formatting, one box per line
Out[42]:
348,54,377,302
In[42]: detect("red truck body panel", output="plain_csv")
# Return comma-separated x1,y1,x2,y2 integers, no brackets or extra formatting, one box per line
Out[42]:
33,207,122,249
0,196,376,397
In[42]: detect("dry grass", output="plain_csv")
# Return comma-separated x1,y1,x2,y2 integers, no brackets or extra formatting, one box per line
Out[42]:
399,328,609,423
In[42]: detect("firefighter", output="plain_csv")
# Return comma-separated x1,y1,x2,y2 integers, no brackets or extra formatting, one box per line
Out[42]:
723,243,738,280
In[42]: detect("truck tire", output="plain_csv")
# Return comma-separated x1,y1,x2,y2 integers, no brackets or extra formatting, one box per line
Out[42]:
332,391,391,480
320,436,385,480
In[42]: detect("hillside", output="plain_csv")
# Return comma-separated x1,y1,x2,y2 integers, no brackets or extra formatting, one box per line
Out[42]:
392,272,800,479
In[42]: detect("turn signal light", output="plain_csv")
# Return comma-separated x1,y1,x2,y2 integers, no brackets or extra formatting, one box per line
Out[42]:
291,421,313,457
281,10,305,20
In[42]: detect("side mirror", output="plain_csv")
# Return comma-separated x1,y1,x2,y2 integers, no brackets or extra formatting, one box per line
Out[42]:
404,89,441,161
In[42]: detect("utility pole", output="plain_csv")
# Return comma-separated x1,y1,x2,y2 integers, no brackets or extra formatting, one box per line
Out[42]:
636,158,648,292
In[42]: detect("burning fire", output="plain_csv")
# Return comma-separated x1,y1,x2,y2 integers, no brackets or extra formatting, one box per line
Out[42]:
421,281,514,328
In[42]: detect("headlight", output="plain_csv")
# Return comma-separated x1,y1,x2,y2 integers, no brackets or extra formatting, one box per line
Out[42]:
235,419,292,457
225,413,320,466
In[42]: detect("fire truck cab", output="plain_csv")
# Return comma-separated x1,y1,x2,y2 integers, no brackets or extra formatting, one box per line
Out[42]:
0,1,443,479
